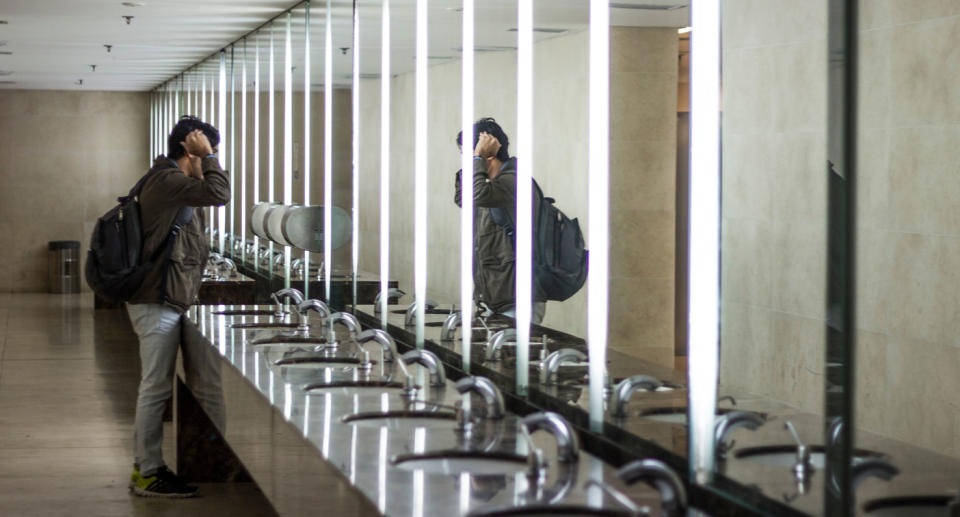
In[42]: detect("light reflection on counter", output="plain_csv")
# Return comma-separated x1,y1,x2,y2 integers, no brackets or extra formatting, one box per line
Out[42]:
322,391,332,456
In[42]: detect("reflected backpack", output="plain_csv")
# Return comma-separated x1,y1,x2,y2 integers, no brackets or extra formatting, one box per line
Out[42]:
530,180,588,301
85,170,193,303
498,180,589,302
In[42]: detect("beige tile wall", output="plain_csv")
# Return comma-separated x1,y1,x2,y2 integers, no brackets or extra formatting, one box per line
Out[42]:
357,28,678,367
0,90,149,292
722,0,960,458
719,0,828,414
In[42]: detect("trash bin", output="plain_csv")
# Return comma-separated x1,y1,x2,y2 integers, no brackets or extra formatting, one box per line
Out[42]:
48,241,81,294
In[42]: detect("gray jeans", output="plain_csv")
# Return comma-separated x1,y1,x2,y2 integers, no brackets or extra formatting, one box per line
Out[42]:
127,303,224,476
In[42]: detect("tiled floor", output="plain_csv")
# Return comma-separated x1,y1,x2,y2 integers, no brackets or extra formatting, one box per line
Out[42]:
0,293,278,517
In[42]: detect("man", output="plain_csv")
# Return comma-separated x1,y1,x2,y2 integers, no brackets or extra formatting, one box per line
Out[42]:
126,116,230,497
455,117,546,324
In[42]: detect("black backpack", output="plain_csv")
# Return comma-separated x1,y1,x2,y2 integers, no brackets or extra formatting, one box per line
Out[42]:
530,180,588,301
85,170,193,304
496,180,589,302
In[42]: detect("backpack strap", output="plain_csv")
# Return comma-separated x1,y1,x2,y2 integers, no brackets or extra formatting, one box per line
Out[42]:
158,206,195,304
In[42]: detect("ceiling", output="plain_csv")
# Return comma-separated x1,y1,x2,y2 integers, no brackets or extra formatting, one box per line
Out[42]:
0,0,688,92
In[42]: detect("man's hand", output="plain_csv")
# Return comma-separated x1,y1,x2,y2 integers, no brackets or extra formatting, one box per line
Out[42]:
182,129,214,157
474,132,501,160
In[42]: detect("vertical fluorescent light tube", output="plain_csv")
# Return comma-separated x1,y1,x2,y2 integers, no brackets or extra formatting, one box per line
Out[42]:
186,75,192,118
515,0,533,395
284,13,294,289
149,93,154,161
414,0,428,349
587,0,610,432
269,27,276,267
688,0,721,483
460,0,475,373
304,3,312,296
254,37,261,272
241,41,248,265
219,50,228,253
230,47,236,256
351,0,360,308
379,0,391,328
324,0,334,302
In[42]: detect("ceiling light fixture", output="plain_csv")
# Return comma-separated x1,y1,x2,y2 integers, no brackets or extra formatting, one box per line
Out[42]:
678,26,692,34
0,51,11,55
121,1,145,6
610,2,687,10
0,21,8,25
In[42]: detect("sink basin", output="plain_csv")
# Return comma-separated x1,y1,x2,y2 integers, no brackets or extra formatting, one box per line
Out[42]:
303,380,404,392
249,335,328,346
274,355,364,368
230,322,300,329
733,445,881,469
213,309,277,316
863,496,958,517
391,308,455,315
469,505,635,517
342,410,457,429
392,451,528,476
637,406,742,424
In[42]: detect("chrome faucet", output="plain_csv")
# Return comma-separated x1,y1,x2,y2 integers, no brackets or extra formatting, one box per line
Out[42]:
455,376,505,422
714,411,765,458
354,329,415,397
520,411,580,464
617,458,687,517
373,288,406,314
784,421,814,490
609,375,662,418
403,299,438,328
828,416,844,449
400,349,446,388
296,299,330,333
219,257,236,277
540,348,587,385
271,288,304,320
485,329,516,361
326,312,361,348
441,312,462,342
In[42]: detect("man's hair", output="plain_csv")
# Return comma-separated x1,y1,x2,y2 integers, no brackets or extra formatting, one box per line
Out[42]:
167,115,220,160
456,117,510,162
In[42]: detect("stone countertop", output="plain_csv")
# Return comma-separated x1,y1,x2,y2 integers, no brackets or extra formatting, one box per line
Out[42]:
355,303,960,516
186,304,666,517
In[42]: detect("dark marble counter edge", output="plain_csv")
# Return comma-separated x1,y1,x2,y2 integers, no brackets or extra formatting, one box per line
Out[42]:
351,310,806,517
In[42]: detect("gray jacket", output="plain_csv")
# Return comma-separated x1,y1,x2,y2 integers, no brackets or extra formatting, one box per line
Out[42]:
129,156,230,312
455,157,543,313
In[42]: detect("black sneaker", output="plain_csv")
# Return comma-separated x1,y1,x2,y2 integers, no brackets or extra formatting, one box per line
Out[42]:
129,466,199,498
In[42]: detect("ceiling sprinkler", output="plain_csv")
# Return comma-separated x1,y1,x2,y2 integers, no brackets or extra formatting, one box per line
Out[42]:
104,44,113,53
340,47,349,55
122,15,134,24
90,65,97,72
76,79,84,87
